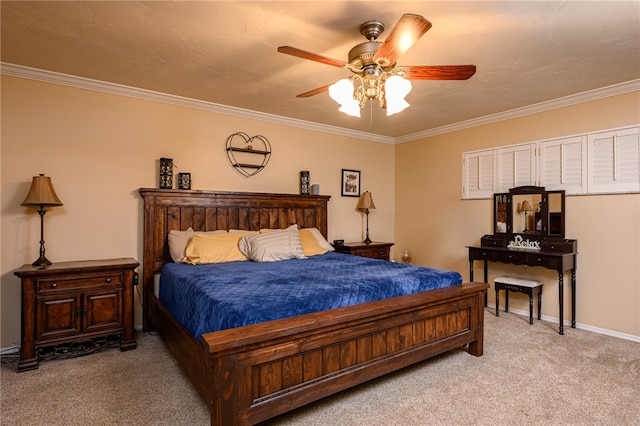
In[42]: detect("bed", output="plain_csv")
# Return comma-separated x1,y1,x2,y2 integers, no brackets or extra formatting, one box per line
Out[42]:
139,188,488,425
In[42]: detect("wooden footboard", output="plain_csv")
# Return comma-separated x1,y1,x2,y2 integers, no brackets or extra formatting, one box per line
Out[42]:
149,282,488,426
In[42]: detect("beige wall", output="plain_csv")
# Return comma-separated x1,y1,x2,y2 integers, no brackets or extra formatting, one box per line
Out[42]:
1,76,396,347
2,75,638,348
395,91,640,337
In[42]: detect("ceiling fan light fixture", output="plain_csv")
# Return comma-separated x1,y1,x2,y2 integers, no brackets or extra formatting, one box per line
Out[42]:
329,78,361,117
384,75,412,116
338,100,362,118
279,14,474,118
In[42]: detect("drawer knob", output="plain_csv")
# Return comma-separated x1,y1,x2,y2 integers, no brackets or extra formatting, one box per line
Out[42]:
51,283,57,288
105,278,111,283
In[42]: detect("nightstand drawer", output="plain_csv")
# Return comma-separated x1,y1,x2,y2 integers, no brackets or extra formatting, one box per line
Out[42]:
331,242,393,261
353,247,389,259
37,273,123,293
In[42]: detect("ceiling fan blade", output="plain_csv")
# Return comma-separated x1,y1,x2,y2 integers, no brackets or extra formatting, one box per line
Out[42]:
296,84,332,98
373,14,432,65
403,65,477,80
277,46,347,68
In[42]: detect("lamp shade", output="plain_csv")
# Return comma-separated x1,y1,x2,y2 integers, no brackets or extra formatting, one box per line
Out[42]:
519,200,532,213
356,191,376,210
21,174,63,207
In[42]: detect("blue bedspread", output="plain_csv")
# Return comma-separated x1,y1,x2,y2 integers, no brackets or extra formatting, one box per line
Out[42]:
159,252,462,340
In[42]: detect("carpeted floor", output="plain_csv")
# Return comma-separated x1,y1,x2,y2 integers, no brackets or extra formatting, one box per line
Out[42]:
2,310,639,425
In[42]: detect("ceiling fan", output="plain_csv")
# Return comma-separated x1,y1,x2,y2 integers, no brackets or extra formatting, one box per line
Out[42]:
277,14,476,117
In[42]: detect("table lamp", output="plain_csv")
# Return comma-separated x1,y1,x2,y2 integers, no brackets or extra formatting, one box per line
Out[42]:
356,191,376,244
21,174,63,266
519,199,532,232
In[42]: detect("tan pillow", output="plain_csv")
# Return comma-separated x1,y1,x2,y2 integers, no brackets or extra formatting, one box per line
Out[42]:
238,225,306,262
229,229,259,234
301,227,334,252
183,232,250,264
299,228,331,256
168,228,227,263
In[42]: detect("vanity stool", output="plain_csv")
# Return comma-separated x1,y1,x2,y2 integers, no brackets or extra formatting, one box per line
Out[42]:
495,276,543,325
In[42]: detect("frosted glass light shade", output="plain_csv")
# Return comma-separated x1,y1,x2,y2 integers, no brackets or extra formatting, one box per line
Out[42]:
385,75,412,116
329,79,361,117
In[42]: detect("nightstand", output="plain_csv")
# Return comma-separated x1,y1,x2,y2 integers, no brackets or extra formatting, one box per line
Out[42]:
13,257,139,372
331,242,394,261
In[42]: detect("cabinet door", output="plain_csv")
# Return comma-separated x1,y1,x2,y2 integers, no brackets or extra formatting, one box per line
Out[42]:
84,289,123,333
36,294,82,340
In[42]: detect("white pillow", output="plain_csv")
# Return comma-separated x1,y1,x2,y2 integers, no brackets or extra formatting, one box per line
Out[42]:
238,224,307,262
168,228,196,263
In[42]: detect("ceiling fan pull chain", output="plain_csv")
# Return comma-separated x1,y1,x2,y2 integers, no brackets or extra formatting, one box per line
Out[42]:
370,101,373,128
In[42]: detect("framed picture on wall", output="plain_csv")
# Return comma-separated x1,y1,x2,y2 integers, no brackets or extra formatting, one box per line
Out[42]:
341,169,361,197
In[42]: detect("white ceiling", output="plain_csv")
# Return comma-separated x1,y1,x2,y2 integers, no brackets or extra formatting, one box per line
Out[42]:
2,1,639,140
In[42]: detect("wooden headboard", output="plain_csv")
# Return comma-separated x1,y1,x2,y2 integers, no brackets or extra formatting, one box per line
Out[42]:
138,188,331,330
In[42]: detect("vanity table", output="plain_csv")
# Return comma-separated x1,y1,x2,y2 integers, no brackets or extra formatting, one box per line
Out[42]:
467,186,577,335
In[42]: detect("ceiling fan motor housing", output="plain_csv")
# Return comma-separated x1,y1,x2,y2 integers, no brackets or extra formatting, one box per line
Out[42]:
348,41,382,70
348,20,397,72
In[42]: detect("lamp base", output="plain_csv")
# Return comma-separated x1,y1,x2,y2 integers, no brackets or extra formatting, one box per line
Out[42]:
363,237,372,244
32,255,52,267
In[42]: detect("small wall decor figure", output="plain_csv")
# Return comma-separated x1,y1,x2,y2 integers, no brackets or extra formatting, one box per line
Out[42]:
159,158,173,189
300,171,310,195
178,173,191,190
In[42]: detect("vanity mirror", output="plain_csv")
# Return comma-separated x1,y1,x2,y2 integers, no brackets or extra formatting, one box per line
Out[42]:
511,188,544,235
547,190,565,237
492,186,566,238
493,193,510,234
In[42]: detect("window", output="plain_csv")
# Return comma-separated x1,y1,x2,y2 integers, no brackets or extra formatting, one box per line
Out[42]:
588,127,640,193
462,125,639,199
497,144,536,193
539,136,587,195
463,150,495,199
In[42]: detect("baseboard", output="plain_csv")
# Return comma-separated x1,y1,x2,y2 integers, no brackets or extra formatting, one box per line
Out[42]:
486,304,640,343
0,345,20,355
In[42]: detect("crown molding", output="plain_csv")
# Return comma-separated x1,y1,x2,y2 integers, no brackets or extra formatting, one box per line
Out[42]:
0,62,394,144
3,62,637,145
396,79,640,143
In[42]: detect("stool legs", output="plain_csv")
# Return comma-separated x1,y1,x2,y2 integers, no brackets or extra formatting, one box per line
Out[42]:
537,287,542,320
528,294,534,325
494,282,543,325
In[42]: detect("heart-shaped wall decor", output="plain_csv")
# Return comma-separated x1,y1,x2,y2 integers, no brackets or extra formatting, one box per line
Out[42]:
225,132,272,177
